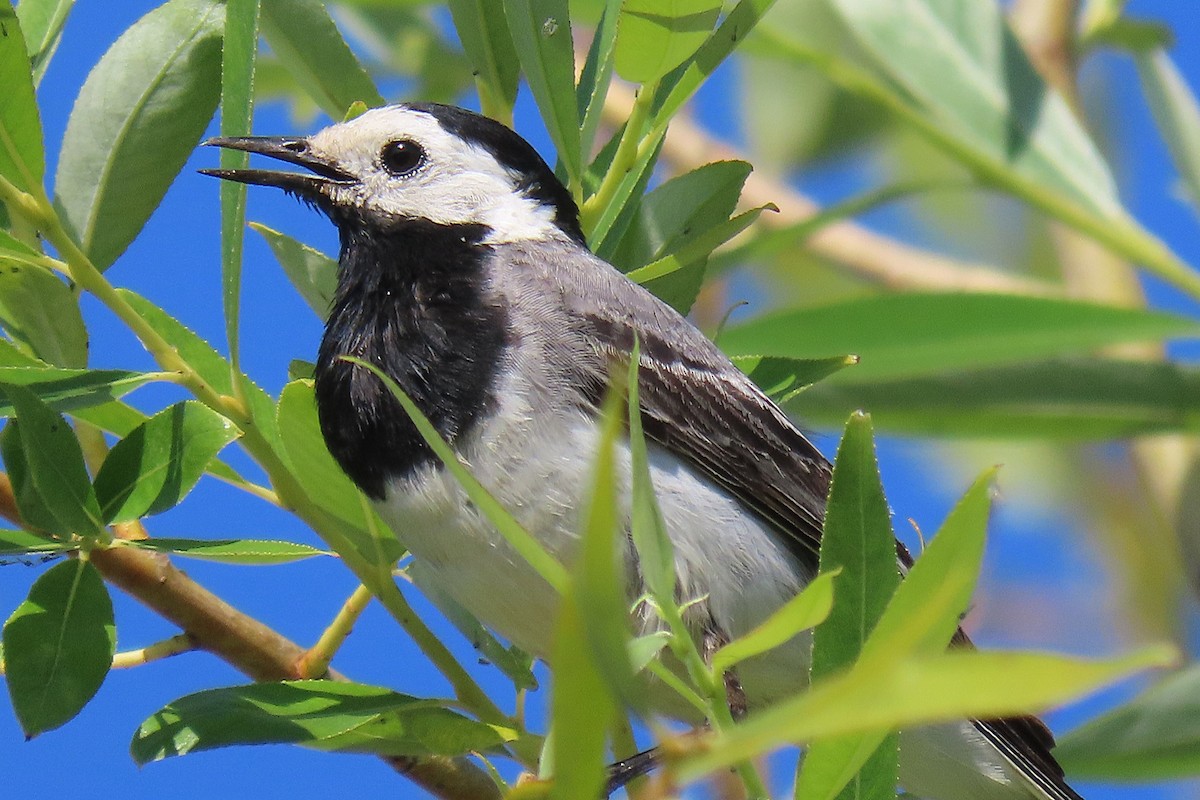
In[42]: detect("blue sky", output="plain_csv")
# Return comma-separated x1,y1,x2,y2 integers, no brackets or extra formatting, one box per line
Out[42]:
2,2,1199,798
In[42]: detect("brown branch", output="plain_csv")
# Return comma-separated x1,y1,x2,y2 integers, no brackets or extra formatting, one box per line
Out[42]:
0,473,501,800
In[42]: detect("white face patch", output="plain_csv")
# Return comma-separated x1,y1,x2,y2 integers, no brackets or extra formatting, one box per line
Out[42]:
305,106,566,244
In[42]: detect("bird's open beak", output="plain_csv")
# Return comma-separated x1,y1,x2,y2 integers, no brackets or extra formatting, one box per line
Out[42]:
199,136,357,194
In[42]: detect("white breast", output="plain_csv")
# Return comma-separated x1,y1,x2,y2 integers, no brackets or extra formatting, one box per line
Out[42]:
375,364,813,709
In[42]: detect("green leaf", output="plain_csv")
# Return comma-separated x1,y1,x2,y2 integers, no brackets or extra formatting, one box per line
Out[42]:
53,0,223,271
575,0,621,158
827,0,1121,222
1055,664,1200,780
711,569,837,675
652,0,778,126
0,528,76,555
502,0,582,188
731,355,858,401
250,222,337,319
259,0,384,119
812,412,896,678
92,401,240,524
346,357,568,592
14,0,75,84
680,646,1176,784
1,422,69,534
628,347,675,605
616,160,750,268
1135,49,1200,212
0,263,87,367
720,293,1200,384
131,680,510,763
860,469,995,665
548,596,616,800
408,560,538,691
449,0,520,120
219,0,260,370
0,4,44,193
632,205,772,314
785,358,1200,439
123,537,327,565
276,381,375,535
3,559,115,736
0,366,156,416
588,128,665,256
120,290,283,453
800,411,898,800
0,228,39,261
615,0,721,84
575,379,639,708
2,382,104,537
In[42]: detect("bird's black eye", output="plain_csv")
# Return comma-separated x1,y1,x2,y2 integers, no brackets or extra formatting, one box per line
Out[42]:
380,139,424,176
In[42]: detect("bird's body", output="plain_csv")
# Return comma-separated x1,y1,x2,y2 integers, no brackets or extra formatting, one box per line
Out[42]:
206,103,1083,800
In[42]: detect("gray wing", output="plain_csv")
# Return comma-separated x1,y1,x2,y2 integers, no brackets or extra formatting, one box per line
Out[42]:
500,241,1079,800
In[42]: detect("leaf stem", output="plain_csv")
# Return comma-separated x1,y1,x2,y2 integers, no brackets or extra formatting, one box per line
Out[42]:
298,583,374,678
580,79,660,232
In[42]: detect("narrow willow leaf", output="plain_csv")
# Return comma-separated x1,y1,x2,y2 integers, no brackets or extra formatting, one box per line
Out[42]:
0,263,87,367
259,0,383,119
628,347,675,603
409,560,538,691
615,160,752,270
0,366,156,416
131,680,509,763
633,205,772,314
720,293,1200,383
1135,49,1200,211
575,0,621,157
14,0,74,83
549,596,616,800
827,0,1122,222
801,411,898,800
0,228,39,261
576,379,639,708
1055,665,1200,780
731,355,858,401
53,0,223,271
860,468,996,665
681,646,1175,784
119,290,283,453
449,0,520,119
347,357,567,592
0,5,44,192
250,222,337,319
92,401,240,524
588,129,665,255
812,412,897,678
502,0,582,187
0,528,76,555
219,0,260,370
3,559,115,736
123,537,327,565
786,358,1200,439
711,569,836,675
3,382,104,537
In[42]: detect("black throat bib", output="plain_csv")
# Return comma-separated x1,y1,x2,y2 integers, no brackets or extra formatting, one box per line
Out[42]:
314,214,508,499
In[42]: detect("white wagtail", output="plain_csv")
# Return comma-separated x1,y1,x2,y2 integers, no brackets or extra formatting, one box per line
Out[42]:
204,103,1083,800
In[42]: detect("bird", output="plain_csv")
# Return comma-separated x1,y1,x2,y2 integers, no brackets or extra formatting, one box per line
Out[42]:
203,102,1083,800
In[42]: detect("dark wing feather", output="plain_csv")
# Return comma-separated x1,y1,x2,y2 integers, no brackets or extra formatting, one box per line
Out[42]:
551,251,1080,800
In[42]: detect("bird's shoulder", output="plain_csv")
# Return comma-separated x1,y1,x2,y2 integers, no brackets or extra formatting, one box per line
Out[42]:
487,239,830,569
